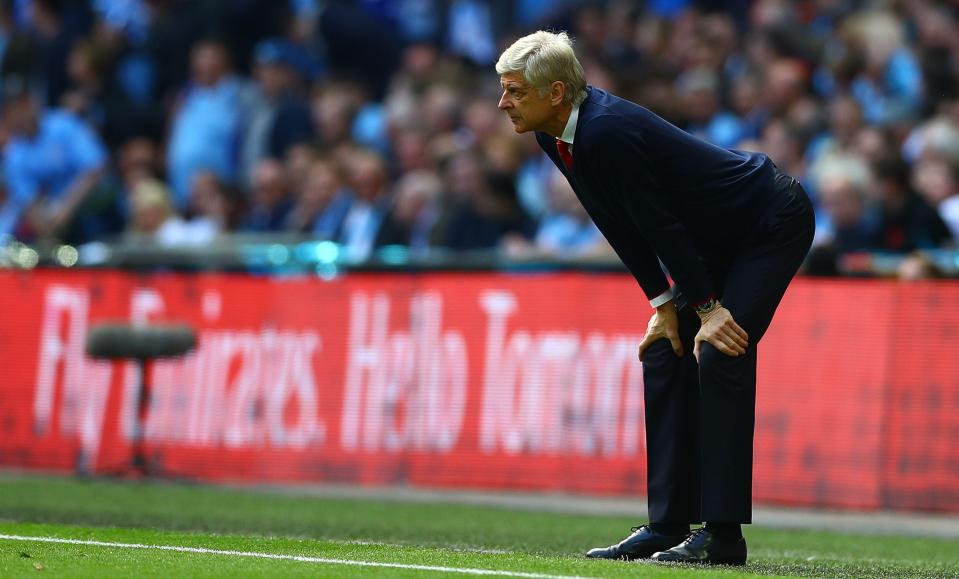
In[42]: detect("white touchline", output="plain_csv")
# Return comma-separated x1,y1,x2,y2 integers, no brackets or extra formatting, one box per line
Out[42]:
0,534,599,579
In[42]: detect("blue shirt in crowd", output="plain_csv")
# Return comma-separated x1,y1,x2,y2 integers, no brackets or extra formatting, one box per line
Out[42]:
1,109,107,237
167,77,245,208
535,214,604,256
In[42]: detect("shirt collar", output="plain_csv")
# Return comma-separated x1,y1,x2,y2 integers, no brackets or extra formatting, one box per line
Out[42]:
559,103,579,144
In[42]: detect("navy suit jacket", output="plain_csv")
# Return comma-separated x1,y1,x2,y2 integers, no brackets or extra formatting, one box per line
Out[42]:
536,86,786,307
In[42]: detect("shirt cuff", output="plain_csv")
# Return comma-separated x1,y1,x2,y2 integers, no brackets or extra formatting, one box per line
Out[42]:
649,287,674,308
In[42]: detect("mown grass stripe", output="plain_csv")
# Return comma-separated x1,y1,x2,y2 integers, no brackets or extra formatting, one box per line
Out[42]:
0,534,597,579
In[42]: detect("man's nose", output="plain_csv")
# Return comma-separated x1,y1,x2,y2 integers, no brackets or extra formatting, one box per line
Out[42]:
498,95,510,110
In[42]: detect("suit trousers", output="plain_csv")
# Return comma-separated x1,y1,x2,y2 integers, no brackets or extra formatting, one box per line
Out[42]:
642,172,816,524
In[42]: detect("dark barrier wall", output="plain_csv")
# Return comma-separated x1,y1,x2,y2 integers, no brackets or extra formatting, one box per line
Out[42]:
1,270,957,512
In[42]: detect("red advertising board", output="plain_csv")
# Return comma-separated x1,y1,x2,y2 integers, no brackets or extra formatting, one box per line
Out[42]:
1,269,958,513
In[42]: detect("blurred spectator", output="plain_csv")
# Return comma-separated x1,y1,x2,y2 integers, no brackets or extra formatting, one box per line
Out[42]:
242,158,292,232
912,156,959,240
482,132,524,176
510,133,554,220
126,177,177,240
504,168,611,260
873,157,951,252
807,95,864,164
166,40,246,208
754,119,806,180
911,2,959,113
447,0,496,66
384,41,466,132
534,169,610,258
9,0,91,107
374,169,442,255
313,81,362,148
844,11,923,126
850,126,893,167
678,68,745,148
117,135,162,184
239,38,314,186
61,38,161,148
442,152,534,251
338,150,390,261
80,135,163,244
902,117,959,166
144,1,198,97
421,84,462,137
461,96,502,149
285,157,351,238
763,59,807,118
0,82,107,241
283,142,316,195
729,73,766,141
91,0,150,46
812,154,879,253
156,170,231,246
317,0,400,100
392,126,432,175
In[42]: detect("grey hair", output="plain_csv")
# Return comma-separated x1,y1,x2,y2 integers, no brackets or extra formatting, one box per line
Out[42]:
496,30,587,106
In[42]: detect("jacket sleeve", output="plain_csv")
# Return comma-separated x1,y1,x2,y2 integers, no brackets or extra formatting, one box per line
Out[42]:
587,202,672,302
536,129,672,302
579,114,716,307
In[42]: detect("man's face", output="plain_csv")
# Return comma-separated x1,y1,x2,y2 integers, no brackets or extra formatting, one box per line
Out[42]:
254,162,287,206
498,72,552,133
255,62,292,97
5,95,39,136
192,44,227,87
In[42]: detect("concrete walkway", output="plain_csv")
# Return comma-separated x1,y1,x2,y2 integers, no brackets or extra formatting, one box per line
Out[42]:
255,483,959,540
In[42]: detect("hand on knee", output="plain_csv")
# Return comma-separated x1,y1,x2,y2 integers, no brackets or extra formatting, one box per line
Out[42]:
693,305,748,362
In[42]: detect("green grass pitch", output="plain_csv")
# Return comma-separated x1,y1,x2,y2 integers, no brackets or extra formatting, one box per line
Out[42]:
0,473,957,578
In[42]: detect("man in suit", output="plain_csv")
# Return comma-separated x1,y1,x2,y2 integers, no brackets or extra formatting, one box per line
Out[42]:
496,31,815,565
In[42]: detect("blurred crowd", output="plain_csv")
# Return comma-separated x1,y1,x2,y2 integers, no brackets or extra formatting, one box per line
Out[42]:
1,0,959,275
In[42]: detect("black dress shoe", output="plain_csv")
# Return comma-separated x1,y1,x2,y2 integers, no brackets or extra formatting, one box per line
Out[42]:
650,527,746,566
585,525,688,560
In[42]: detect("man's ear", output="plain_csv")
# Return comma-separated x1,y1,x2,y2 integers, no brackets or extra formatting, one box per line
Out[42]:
550,81,566,106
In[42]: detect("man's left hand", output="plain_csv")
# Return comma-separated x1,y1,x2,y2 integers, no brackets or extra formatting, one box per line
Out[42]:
694,305,748,362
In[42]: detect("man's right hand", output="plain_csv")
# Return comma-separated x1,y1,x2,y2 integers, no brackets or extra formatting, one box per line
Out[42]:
638,302,684,361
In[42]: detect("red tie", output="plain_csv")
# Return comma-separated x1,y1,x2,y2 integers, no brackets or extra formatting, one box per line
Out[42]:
555,138,573,171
